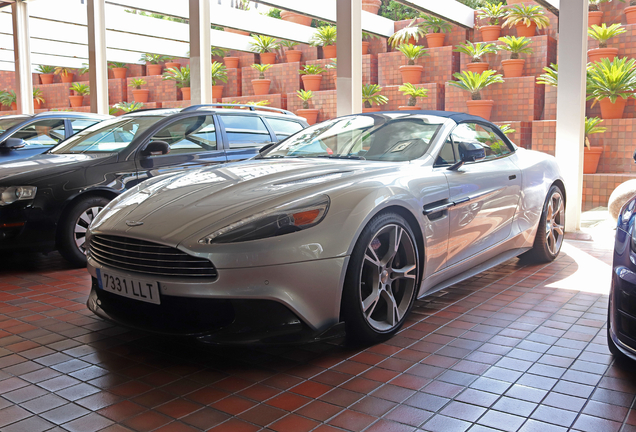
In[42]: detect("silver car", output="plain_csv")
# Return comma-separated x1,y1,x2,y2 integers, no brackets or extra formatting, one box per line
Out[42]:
85,111,565,344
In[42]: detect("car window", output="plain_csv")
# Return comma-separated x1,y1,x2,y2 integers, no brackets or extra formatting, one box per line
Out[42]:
12,119,66,146
149,115,217,155
218,115,272,148
451,123,513,161
265,118,304,140
69,118,101,134
435,137,456,166
0,117,26,135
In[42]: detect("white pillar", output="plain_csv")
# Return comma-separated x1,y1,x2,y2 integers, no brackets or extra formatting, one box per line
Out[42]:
336,0,362,116
554,0,588,232
11,0,33,115
87,0,109,115
190,0,212,104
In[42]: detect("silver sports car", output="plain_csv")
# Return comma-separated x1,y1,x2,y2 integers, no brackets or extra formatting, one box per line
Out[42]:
85,111,565,344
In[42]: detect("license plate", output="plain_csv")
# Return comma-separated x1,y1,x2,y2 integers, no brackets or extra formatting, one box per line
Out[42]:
96,268,161,305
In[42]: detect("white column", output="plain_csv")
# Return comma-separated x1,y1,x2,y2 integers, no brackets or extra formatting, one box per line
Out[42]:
11,0,33,115
87,0,109,114
554,0,588,232
190,0,212,104
336,0,362,116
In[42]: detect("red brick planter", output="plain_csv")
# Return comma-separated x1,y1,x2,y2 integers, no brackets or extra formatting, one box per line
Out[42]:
584,147,604,174
60,73,74,83
147,64,162,75
164,62,180,70
425,33,445,48
301,75,323,91
480,25,502,42
132,89,150,103
69,95,84,107
361,0,381,14
224,57,240,69
297,108,320,125
181,87,191,100
502,59,526,78
588,48,618,63
627,6,636,24
362,41,370,55
260,53,277,65
600,97,627,119
398,105,421,110
112,68,127,79
588,11,603,26
40,74,54,84
466,62,489,74
252,79,271,95
516,22,536,37
399,65,423,84
280,11,312,26
466,99,494,120
323,45,337,59
212,85,224,99
285,50,302,63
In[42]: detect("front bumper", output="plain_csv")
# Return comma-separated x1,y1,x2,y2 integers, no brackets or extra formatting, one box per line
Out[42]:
609,265,636,362
0,201,56,252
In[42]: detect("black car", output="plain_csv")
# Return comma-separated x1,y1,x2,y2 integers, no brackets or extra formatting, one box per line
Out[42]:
0,112,111,162
0,105,308,266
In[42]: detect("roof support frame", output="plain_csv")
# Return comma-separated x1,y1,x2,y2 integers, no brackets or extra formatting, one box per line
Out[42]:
189,0,212,105
88,0,109,115
12,0,33,114
393,0,475,28
337,0,362,116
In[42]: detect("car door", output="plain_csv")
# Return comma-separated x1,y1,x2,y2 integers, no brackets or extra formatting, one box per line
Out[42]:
217,114,277,162
442,122,522,267
1,118,66,160
135,114,227,183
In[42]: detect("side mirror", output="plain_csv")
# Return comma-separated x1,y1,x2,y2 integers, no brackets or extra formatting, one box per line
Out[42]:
2,138,26,149
259,142,276,154
141,140,170,157
448,141,486,171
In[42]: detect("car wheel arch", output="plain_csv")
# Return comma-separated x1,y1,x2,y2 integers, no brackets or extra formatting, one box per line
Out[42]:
55,189,119,244
552,179,566,205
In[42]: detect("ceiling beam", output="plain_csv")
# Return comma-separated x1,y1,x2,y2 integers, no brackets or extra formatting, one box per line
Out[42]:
393,0,474,28
535,0,560,16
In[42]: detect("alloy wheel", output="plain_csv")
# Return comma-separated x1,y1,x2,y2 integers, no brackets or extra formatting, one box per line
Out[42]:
74,206,103,254
545,190,565,256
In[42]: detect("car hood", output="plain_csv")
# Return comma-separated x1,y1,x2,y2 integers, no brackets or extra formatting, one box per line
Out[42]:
0,152,112,184
91,158,404,247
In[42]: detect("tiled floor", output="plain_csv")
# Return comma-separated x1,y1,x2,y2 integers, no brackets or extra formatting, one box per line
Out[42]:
0,224,633,432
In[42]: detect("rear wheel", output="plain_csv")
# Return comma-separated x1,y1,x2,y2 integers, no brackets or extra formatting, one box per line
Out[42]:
58,196,109,267
341,213,419,344
521,185,565,263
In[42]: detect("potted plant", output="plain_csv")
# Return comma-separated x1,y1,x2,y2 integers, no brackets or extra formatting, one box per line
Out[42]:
588,24,626,63
251,63,273,95
497,36,533,78
211,46,229,60
36,65,56,85
214,46,238,69
421,14,452,48
388,19,426,48
279,40,302,63
162,65,191,100
448,70,504,120
503,4,550,38
398,83,428,110
589,0,611,26
586,57,636,119
0,90,17,110
477,2,508,41
54,67,75,83
129,78,149,102
299,64,326,92
454,41,498,74
396,44,429,84
114,101,144,113
362,84,388,112
310,25,337,59
211,61,228,99
249,35,280,65
362,32,379,55
296,90,319,125
33,88,45,110
69,83,89,107
625,0,636,25
140,53,164,75
584,116,607,174
163,57,180,70
536,63,558,87
361,0,382,14
280,10,312,26
108,62,128,79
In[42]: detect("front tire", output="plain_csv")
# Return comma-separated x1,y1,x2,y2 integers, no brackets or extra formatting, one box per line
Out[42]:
58,196,109,267
341,212,419,345
521,184,565,263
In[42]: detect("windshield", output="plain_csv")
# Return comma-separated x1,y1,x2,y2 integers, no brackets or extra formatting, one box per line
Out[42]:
0,117,27,135
50,116,163,154
263,114,444,162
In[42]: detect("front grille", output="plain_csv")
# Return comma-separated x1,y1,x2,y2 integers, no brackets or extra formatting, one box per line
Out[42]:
89,235,217,278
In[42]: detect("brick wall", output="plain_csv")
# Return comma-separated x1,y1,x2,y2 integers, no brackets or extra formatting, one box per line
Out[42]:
221,94,285,110
287,90,337,122
241,62,301,98
126,76,177,104
378,47,458,87
584,174,636,210
305,56,378,92
382,83,444,111
493,121,533,149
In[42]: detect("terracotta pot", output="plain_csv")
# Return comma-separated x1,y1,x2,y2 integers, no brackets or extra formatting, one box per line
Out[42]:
40,74,54,85
501,59,526,78
60,72,74,83
297,108,320,125
252,79,271,95
224,57,240,69
362,107,381,113
33,99,42,110
112,68,127,79
584,146,603,174
260,52,277,65
398,106,421,110
516,22,537,37
480,25,502,42
599,97,627,119
588,47,618,63
164,62,180,70
285,50,302,63
212,85,224,99
132,89,150,103
466,62,489,74
627,6,636,25
361,0,382,14
69,95,84,107
181,87,191,100
362,41,370,55
10,102,16,111
466,99,495,120
147,64,162,75
399,65,423,84
588,11,604,27
301,74,323,91
280,11,312,26
224,28,250,36
425,33,446,48
323,45,337,59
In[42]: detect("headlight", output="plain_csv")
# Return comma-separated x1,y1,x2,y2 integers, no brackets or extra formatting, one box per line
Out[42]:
0,186,37,206
199,194,330,244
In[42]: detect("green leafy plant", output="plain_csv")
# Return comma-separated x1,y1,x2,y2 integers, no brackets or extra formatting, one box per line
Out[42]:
448,70,504,100
296,89,314,109
70,82,90,95
362,84,388,108
536,63,558,86
362,32,380,41
109,62,128,69
249,35,280,53
396,44,429,65
162,65,190,88
262,7,281,18
114,101,144,113
246,100,269,106
310,25,337,46
78,63,90,75
36,65,55,74
477,2,508,26
586,57,636,104
584,116,607,148
497,36,533,59
33,88,45,104
128,78,146,89
589,0,613,11
388,20,426,48
325,58,337,70
498,124,515,135
454,41,498,63
420,14,453,34
211,46,229,58
54,67,74,76
588,23,626,49
210,61,228,85
503,4,550,30
251,63,272,79
139,53,166,64
279,40,299,49
399,83,429,106
299,64,326,75
0,90,16,107
108,106,119,115
379,1,419,21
